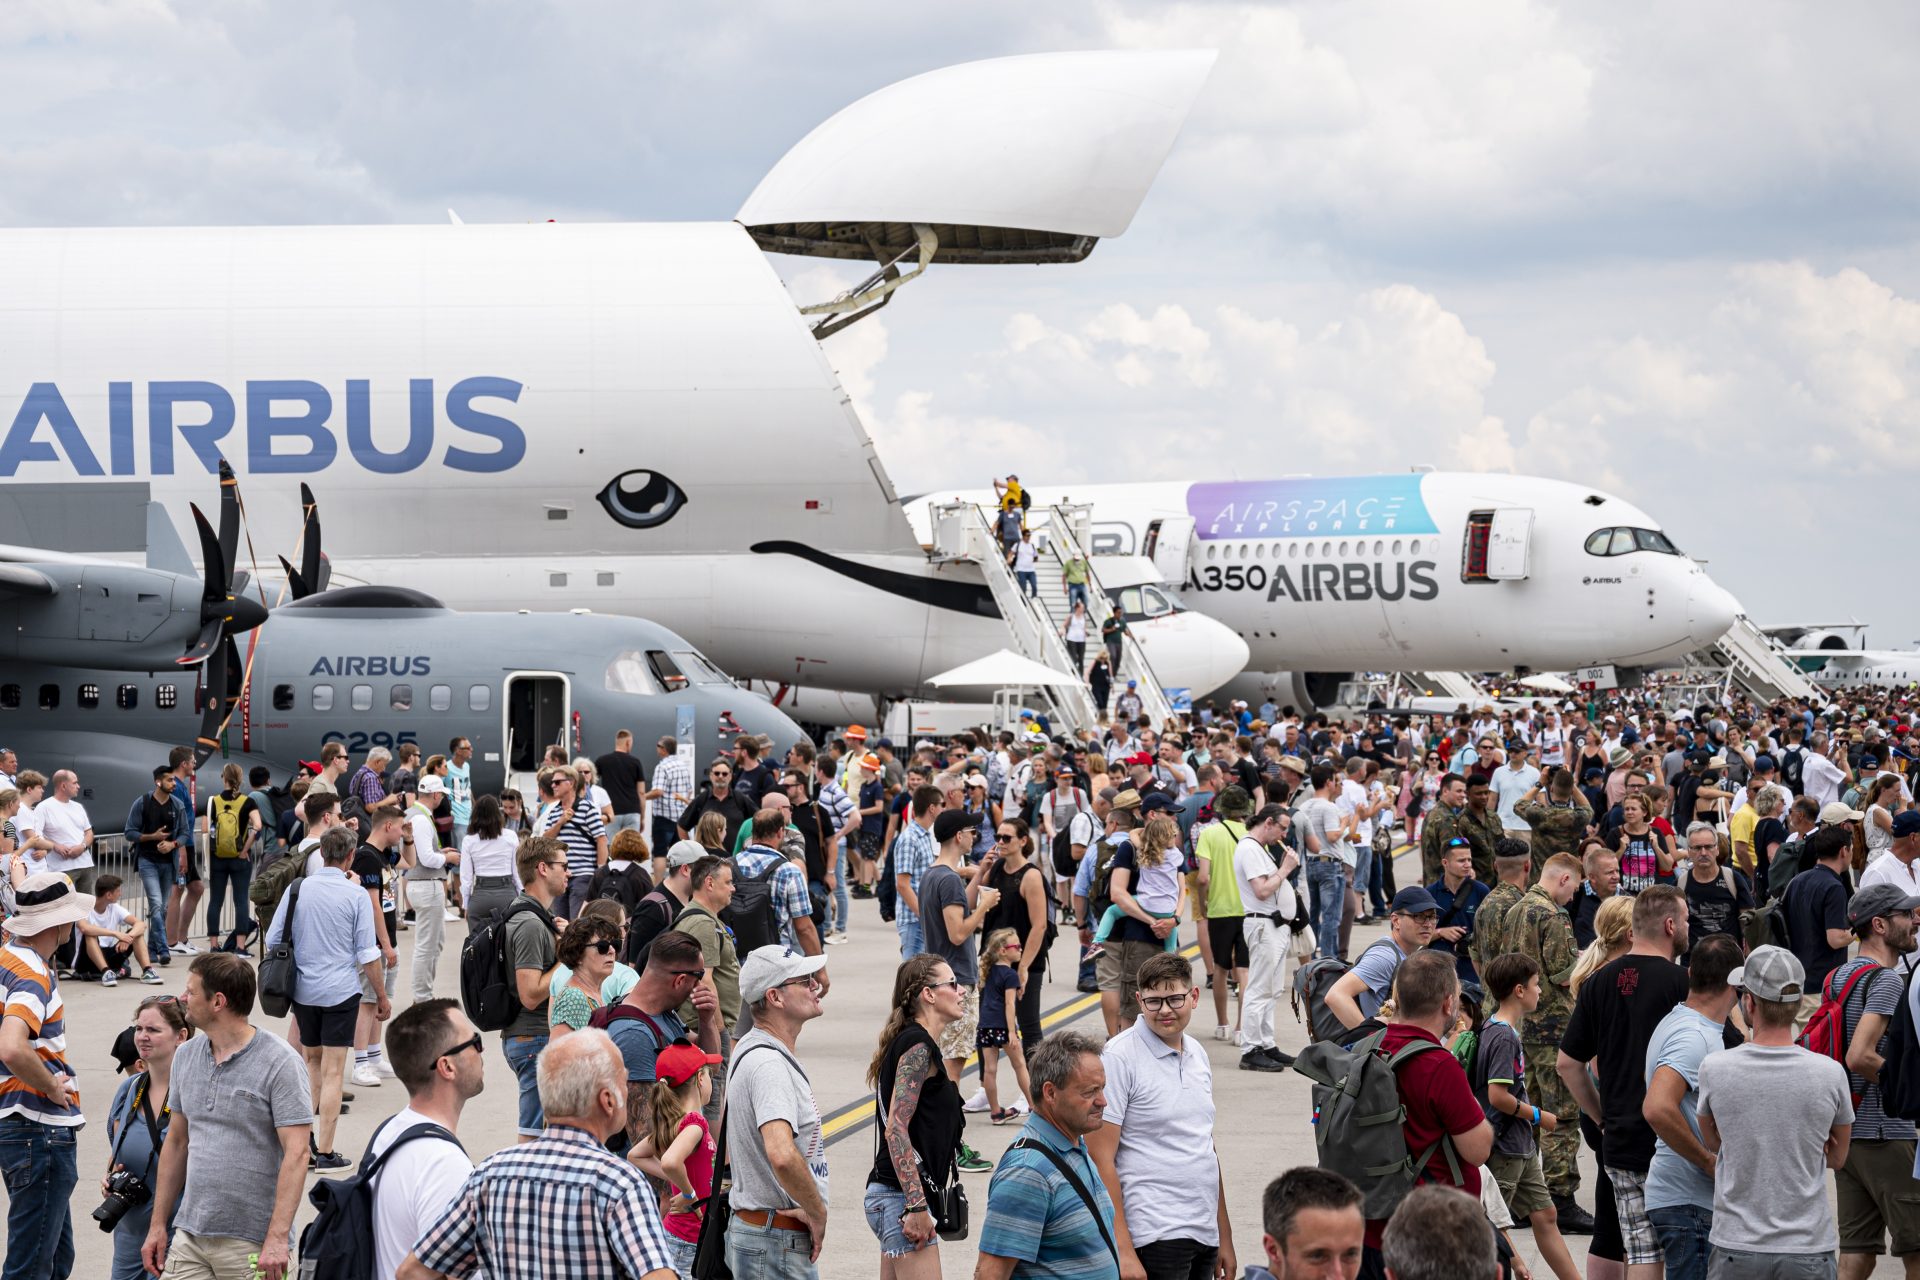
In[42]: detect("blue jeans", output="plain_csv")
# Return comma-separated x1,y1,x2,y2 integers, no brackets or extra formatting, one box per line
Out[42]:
1066,582,1090,610
207,857,252,940
111,1203,159,1280
832,840,851,934
896,917,924,959
0,1117,78,1280
134,857,177,961
864,1183,934,1258
609,813,641,835
1016,570,1038,597
1649,1204,1713,1280
502,1034,548,1137
726,1214,817,1280
1306,859,1345,961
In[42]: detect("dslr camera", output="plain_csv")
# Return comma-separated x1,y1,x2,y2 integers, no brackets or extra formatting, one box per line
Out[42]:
93,1169,151,1232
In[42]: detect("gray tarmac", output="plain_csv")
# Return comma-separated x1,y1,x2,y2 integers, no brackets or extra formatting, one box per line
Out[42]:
49,864,1899,1278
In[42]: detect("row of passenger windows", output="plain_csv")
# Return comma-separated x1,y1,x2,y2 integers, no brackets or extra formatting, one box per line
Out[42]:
1205,537,1427,561
0,682,490,714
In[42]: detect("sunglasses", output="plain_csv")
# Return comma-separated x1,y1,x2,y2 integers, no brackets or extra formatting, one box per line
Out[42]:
439,1032,484,1062
588,940,620,956
925,979,966,993
664,966,708,981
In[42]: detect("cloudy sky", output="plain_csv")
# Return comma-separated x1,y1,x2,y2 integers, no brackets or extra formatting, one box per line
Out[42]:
9,1,1920,646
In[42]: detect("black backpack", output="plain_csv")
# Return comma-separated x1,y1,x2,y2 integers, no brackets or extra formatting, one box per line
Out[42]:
588,861,654,918
460,899,554,1032
1780,747,1806,795
722,856,787,954
625,887,681,971
1881,961,1920,1122
299,1117,464,1280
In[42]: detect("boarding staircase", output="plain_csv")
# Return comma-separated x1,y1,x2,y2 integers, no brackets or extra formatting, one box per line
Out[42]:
1697,614,1824,704
1406,671,1486,704
930,501,1176,734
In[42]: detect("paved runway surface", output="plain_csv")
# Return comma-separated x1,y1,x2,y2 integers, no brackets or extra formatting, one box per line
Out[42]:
51,870,1900,1278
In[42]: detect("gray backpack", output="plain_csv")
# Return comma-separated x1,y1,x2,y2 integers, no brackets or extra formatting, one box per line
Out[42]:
1291,1027,1465,1219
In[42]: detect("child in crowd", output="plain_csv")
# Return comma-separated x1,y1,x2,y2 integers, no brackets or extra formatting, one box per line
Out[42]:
1090,813,1185,953
1473,953,1580,1280
977,929,1033,1124
73,874,163,986
630,1041,722,1277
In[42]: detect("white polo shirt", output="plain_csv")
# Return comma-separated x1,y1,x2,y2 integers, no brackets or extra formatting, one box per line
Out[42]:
35,797,93,874
1099,1015,1220,1248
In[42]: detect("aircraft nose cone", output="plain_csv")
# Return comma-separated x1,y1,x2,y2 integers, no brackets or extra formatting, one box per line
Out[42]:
1132,612,1250,699
225,592,270,635
1687,576,1741,647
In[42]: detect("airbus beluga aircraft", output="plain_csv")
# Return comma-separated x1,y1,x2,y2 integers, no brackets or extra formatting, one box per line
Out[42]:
0,50,1247,706
910,470,1743,711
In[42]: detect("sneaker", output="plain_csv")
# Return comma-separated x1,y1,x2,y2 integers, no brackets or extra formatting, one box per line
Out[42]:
373,1060,397,1079
310,1150,352,1174
1058,905,1075,926
991,1108,1021,1125
955,1143,992,1174
1239,1050,1286,1073
99,969,118,987
443,909,460,922
171,942,200,956
1212,1025,1230,1042
1552,1196,1595,1234
341,1091,355,1102
962,1087,990,1114
154,954,171,967
351,1064,382,1088
825,931,851,946
1256,1046,1296,1069
140,968,163,985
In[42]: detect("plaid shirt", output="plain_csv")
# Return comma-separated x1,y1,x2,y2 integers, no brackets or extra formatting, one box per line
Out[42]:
649,753,692,823
891,820,936,927
733,845,813,939
413,1123,677,1280
348,765,386,811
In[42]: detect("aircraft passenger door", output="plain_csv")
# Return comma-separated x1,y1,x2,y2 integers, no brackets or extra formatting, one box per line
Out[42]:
1144,516,1194,586
503,672,570,798
1485,508,1533,580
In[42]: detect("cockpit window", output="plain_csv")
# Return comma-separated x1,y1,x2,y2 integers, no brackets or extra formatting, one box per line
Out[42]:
672,650,733,685
1585,527,1682,558
646,651,689,692
1139,587,1175,617
605,651,662,695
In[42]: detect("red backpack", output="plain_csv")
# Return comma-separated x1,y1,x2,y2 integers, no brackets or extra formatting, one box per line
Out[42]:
1796,962,1878,1106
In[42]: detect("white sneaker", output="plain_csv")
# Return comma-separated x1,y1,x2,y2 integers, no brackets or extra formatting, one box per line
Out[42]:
171,941,200,955
373,1060,397,1079
351,1064,382,1088
1213,1025,1230,1042
443,909,460,922
826,931,851,946
962,1087,990,1114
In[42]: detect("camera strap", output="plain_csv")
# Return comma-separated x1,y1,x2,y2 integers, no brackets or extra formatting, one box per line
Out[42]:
107,1076,164,1175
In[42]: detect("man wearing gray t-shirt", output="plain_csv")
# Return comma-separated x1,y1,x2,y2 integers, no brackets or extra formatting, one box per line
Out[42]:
1296,764,1358,961
1697,946,1853,1280
725,946,830,1280
144,954,314,1280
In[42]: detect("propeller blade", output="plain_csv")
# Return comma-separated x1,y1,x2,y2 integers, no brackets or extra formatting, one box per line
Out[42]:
315,553,331,594
217,459,240,589
221,634,244,717
190,503,225,608
278,555,311,601
192,633,232,768
298,483,323,599
179,617,221,667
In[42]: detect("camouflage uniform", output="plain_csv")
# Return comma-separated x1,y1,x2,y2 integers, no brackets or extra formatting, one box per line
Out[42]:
1470,878,1525,978
1421,805,1466,882
1455,803,1504,884
1514,794,1593,876
1503,883,1582,1198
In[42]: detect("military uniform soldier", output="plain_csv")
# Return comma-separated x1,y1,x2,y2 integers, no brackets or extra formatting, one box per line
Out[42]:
1501,852,1588,1227
1514,769,1593,876
1419,773,1469,881
1469,838,1533,979
1454,774,1504,883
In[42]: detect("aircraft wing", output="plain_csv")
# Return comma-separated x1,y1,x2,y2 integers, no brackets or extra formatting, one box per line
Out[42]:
0,562,55,595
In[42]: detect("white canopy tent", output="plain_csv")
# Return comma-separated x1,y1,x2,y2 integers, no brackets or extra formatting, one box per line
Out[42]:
925,648,1083,688
1517,673,1577,694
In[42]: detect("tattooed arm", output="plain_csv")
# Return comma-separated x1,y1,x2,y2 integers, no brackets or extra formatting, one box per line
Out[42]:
886,1043,939,1245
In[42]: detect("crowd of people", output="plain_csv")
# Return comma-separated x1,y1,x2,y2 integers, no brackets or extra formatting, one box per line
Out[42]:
0,676,1918,1279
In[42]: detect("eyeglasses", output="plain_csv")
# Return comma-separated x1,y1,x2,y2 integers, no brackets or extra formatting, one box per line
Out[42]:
664,967,708,981
438,1033,484,1062
709,771,731,779
1138,992,1192,1013
587,940,620,955
776,975,820,994
541,859,567,870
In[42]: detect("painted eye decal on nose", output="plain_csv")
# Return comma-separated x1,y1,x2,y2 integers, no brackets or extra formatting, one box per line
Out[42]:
597,470,688,530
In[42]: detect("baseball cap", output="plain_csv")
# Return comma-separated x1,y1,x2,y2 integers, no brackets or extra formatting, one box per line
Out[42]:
1140,791,1180,815
299,759,323,774
654,1040,724,1087
1861,754,1881,769
1582,767,1605,781
110,1025,140,1075
665,839,708,869
738,945,828,1005
1126,752,1154,768
932,809,977,842
1729,945,1806,1002
1753,754,1777,772
1847,884,1920,929
1127,680,1138,689
1819,801,1865,825
416,775,447,795
1390,886,1440,916
964,772,988,788
1893,810,1920,838
1055,765,1077,778
875,738,894,750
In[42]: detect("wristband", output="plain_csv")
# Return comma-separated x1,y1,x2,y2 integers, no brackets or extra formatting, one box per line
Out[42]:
905,1203,928,1215
1531,1107,1541,1126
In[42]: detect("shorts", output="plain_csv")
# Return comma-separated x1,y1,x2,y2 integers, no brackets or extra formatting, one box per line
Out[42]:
937,988,978,1061
292,994,361,1048
1096,945,1123,993
1488,1150,1553,1220
181,846,202,885
858,830,882,860
864,1182,935,1258
359,959,398,1004
1836,1137,1920,1256
1206,916,1249,969
1604,1165,1663,1266
976,1026,1010,1050
75,941,131,977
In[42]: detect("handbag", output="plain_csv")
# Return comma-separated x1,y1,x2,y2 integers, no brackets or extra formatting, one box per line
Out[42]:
257,879,301,1018
870,1085,971,1242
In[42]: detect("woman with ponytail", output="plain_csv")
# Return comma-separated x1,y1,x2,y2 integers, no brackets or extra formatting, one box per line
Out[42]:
863,953,967,1276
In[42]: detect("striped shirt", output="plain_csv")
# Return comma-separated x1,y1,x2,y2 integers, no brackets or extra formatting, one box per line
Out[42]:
546,799,607,878
413,1122,677,1280
0,942,79,1125
892,820,936,928
649,754,693,823
815,779,855,839
978,1113,1119,1280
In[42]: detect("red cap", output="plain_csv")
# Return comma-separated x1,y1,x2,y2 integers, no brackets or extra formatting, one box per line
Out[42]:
655,1041,724,1087
1126,752,1154,767
299,760,323,774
